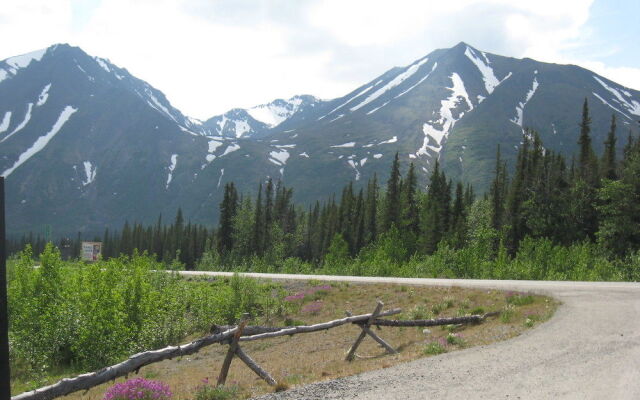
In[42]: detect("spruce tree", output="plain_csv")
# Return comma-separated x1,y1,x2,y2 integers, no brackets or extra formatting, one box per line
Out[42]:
490,145,507,233
217,182,238,255
401,162,419,235
577,98,599,183
252,184,264,256
602,114,618,180
364,174,378,245
383,153,401,231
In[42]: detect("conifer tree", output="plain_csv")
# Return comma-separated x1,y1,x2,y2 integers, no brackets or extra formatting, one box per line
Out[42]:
252,184,264,256
364,174,378,245
383,153,401,231
602,114,618,180
401,163,419,235
217,182,238,255
490,145,507,233
421,160,450,254
577,98,599,183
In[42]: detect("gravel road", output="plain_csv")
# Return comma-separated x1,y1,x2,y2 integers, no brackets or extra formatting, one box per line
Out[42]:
180,272,640,399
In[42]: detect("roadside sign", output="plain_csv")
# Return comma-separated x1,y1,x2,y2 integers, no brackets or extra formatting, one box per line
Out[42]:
81,241,102,262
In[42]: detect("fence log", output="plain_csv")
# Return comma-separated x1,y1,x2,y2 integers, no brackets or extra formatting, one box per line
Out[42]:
211,325,283,336
345,301,384,361
235,347,277,386
239,308,401,342
367,314,486,327
12,328,238,400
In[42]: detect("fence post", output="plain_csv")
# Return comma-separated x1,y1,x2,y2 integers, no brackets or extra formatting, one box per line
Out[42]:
217,313,249,386
345,301,384,361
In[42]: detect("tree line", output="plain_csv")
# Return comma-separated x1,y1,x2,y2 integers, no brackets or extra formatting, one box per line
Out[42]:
11,99,640,276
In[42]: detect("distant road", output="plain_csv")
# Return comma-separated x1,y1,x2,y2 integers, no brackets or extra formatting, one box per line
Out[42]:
180,271,640,399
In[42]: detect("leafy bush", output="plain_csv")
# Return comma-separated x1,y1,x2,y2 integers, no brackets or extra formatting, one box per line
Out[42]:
8,247,287,378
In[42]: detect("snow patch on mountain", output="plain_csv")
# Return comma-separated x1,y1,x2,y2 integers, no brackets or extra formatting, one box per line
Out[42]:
166,154,178,189
246,97,305,127
299,152,309,158
1,103,33,143
366,101,390,115
144,88,179,124
2,106,77,178
373,154,383,159
417,73,473,156
82,161,96,186
464,46,500,94
593,76,640,117
331,142,356,148
269,149,290,166
347,159,361,181
0,112,11,134
593,92,628,118
208,140,224,153
94,57,111,73
217,168,224,188
37,84,51,106
511,73,539,127
394,62,438,99
351,57,430,112
328,114,344,123
233,120,251,138
378,136,398,145
221,144,240,156
319,85,374,120
5,48,47,73
216,116,228,132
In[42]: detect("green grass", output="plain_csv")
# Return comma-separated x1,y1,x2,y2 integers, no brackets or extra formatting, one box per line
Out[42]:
423,342,447,355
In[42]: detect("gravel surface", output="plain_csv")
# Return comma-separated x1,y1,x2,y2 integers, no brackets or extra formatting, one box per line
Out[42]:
180,272,640,399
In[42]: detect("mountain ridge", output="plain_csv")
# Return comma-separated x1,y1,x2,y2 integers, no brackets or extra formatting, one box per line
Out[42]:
0,42,638,236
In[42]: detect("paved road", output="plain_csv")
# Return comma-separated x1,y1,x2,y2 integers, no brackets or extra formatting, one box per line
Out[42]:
180,272,640,399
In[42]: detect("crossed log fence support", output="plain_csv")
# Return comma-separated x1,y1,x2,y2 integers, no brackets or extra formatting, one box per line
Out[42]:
216,314,276,387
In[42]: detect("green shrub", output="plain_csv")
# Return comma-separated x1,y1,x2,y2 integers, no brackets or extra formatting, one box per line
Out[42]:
506,293,535,306
193,381,239,400
423,341,447,355
8,247,287,379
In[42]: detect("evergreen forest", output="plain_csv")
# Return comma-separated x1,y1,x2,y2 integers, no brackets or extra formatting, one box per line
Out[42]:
11,100,640,281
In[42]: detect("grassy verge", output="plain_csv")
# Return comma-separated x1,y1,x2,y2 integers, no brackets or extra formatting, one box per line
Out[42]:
56,280,557,400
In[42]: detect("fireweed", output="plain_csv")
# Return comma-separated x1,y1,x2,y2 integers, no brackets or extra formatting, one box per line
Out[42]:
103,377,172,400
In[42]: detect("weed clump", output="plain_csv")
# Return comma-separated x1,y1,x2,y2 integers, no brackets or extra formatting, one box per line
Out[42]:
423,341,447,355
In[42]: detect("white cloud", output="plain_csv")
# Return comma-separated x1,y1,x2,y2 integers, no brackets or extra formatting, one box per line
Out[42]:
0,0,638,119
0,1,73,57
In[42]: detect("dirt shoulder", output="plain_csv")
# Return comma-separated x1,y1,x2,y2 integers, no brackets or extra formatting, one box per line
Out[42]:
227,275,639,400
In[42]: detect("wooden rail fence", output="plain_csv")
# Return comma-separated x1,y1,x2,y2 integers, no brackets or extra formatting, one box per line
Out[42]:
12,302,494,400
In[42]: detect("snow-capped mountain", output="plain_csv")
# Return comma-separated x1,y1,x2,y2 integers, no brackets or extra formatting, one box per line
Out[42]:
0,42,638,235
202,95,322,138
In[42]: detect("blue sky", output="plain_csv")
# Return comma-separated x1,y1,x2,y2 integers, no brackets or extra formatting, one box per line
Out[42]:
1,0,638,119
